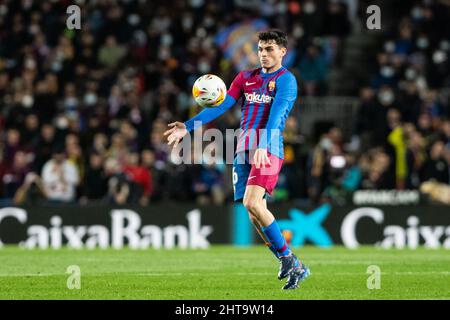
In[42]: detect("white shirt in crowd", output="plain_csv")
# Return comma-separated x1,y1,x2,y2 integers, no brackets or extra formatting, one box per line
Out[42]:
41,160,80,202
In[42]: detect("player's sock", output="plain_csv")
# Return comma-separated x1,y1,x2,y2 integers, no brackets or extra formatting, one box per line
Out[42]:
265,242,281,259
261,220,292,257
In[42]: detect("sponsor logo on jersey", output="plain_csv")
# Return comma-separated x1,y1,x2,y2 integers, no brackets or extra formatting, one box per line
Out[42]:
244,92,273,104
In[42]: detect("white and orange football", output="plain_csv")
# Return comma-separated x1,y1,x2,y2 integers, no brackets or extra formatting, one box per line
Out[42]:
192,74,227,108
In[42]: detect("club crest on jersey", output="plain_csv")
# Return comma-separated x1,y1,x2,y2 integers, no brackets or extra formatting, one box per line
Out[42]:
268,81,276,91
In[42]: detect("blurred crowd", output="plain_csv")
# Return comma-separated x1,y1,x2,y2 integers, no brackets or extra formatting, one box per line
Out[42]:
306,0,450,205
0,0,355,206
0,0,448,206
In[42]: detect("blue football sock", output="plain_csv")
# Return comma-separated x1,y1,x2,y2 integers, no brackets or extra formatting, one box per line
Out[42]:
265,242,281,259
261,220,292,257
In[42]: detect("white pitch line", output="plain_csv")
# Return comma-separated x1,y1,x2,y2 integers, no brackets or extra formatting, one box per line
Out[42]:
0,273,60,277
0,271,448,278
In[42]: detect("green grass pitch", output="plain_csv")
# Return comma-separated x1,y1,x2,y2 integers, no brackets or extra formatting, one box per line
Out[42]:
0,245,449,300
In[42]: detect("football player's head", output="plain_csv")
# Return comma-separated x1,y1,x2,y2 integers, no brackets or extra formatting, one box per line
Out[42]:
257,29,288,71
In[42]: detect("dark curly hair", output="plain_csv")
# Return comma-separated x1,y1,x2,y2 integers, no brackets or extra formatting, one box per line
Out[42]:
258,29,288,48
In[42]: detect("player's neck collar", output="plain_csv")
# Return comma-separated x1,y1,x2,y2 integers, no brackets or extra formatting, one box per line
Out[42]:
261,66,285,77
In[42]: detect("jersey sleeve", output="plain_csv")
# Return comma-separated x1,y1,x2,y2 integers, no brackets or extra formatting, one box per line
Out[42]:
184,72,243,132
184,94,236,132
226,71,244,100
258,72,298,149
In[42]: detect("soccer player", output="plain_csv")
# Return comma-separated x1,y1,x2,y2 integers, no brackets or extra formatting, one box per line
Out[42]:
164,30,310,289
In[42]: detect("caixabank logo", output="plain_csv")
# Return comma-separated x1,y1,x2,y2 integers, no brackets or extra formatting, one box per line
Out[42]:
0,206,233,249
278,204,333,247
339,207,450,249
233,204,450,249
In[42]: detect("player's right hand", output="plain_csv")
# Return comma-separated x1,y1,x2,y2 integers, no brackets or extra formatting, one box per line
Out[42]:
163,121,188,148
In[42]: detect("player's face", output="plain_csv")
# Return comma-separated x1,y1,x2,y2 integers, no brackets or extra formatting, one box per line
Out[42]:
258,40,286,71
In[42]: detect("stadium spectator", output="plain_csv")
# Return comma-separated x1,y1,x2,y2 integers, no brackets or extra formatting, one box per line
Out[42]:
13,172,47,205
80,152,108,204
90,132,109,156
33,123,57,173
98,35,127,69
191,152,226,206
3,128,22,166
0,0,448,205
359,148,394,190
280,116,306,200
22,113,40,149
1,151,31,199
123,152,153,206
307,134,331,203
405,127,426,189
420,140,449,184
353,87,377,149
296,44,329,96
65,133,85,181
104,157,143,205
41,147,80,203
324,0,351,37
106,133,128,164
386,108,407,189
322,152,362,205
141,148,167,202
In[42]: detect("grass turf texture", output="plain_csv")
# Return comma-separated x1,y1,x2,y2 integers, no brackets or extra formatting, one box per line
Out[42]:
0,245,449,300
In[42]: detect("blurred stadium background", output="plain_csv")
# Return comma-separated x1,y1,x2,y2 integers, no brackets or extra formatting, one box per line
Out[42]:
0,0,449,300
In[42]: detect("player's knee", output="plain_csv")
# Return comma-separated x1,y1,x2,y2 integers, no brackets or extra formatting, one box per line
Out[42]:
243,198,263,215
242,197,254,211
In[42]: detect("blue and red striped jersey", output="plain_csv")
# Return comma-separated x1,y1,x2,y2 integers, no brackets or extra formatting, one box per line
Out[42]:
185,66,298,159
227,66,297,159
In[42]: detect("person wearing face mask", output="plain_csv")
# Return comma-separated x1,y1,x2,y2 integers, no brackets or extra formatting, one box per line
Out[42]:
300,0,322,36
373,63,399,88
378,86,396,107
416,34,430,51
397,82,422,125
21,93,34,108
83,91,98,107
372,86,397,146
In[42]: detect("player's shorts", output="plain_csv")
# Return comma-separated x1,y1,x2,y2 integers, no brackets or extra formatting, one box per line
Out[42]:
232,150,283,201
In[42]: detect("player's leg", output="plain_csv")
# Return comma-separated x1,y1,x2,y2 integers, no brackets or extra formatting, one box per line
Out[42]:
232,152,269,242
244,150,305,281
243,185,305,284
243,185,290,255
260,199,281,258
248,211,280,259
233,153,279,258
243,152,291,256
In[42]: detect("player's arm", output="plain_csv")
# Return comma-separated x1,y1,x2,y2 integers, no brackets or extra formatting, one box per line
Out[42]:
183,94,236,132
254,72,297,168
164,72,244,148
184,71,244,132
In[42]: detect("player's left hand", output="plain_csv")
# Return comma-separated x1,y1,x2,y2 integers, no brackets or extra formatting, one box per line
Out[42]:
253,148,271,169
164,121,188,148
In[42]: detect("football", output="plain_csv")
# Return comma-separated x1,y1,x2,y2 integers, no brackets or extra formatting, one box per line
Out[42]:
192,74,227,108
